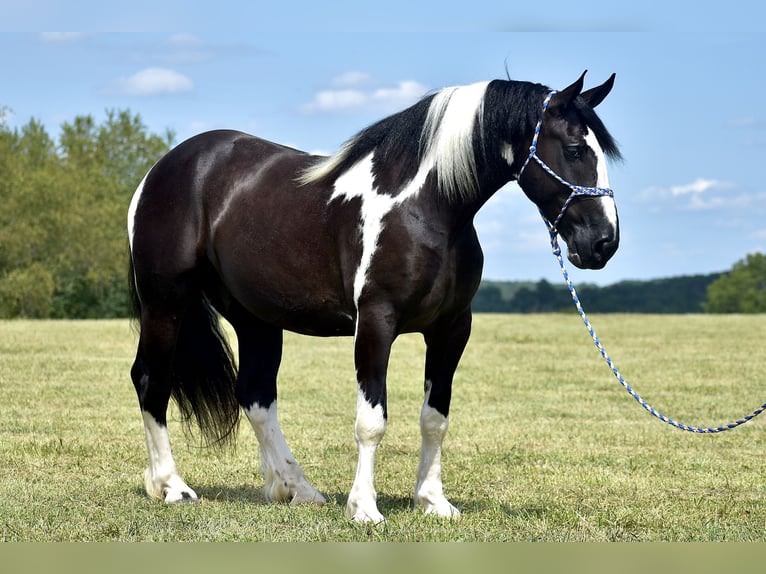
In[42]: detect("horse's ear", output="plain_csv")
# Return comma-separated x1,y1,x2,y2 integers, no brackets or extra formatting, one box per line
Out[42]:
549,70,587,112
580,73,616,108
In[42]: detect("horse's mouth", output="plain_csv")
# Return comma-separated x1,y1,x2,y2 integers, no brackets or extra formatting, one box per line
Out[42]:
567,251,584,268
566,243,615,270
569,251,609,270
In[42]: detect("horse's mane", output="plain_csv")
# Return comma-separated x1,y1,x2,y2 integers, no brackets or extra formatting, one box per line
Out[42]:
298,79,621,201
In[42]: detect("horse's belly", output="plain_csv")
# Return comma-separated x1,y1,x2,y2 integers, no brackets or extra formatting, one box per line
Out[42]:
220,268,356,337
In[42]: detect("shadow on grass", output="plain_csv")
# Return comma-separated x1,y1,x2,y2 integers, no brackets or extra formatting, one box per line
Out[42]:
133,483,498,520
130,484,268,504
196,484,269,504
331,490,497,518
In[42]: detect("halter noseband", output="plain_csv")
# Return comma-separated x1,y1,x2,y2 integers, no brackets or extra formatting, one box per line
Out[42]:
515,90,614,236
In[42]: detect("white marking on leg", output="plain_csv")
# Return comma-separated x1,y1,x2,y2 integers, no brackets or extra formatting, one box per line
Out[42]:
141,411,198,503
414,382,460,518
244,403,326,505
585,129,618,229
347,388,387,523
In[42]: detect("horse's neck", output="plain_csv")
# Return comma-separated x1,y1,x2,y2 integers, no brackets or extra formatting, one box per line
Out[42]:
469,159,516,212
427,172,513,233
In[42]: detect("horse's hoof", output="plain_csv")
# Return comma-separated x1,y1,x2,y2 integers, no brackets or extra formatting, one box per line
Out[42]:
164,488,199,504
415,491,461,519
346,498,386,524
290,485,327,506
422,501,461,519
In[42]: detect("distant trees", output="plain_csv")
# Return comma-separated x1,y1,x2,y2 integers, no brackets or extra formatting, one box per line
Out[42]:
0,109,173,318
474,260,766,314
704,253,766,313
473,273,723,314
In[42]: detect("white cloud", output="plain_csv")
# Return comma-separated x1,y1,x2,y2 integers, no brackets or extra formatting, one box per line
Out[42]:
307,89,367,111
302,76,428,113
112,67,193,96
371,81,427,105
687,190,766,211
670,177,731,196
639,178,735,206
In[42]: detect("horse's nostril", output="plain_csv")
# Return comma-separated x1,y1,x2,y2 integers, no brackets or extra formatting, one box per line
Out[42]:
594,233,619,261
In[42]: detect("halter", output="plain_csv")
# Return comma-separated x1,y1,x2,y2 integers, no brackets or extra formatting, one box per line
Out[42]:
515,90,614,237
526,92,766,433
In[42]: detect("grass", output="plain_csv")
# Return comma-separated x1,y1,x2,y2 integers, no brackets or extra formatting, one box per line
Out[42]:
1,314,766,541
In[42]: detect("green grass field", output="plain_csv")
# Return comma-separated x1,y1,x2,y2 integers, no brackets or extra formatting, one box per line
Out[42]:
1,314,765,541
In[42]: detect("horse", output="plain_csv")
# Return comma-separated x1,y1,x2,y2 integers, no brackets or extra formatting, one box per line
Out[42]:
127,70,621,523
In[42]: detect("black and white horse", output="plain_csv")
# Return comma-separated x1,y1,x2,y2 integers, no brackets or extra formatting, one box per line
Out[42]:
127,71,621,523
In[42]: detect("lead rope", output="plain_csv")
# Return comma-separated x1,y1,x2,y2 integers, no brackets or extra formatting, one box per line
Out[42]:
548,226,766,433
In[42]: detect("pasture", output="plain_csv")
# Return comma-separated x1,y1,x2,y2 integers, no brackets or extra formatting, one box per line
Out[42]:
1,313,765,541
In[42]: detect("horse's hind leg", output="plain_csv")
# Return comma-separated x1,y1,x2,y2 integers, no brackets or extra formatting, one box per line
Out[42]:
414,311,472,518
131,307,198,503
233,317,325,505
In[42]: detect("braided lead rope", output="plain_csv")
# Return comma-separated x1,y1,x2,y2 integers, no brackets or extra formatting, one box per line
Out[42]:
548,228,766,433
520,86,766,432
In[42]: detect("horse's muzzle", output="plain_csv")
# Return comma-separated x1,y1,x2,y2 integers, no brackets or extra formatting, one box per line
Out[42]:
566,227,619,270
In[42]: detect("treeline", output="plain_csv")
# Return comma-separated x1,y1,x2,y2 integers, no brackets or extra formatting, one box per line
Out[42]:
0,109,172,318
474,253,766,314
473,274,724,314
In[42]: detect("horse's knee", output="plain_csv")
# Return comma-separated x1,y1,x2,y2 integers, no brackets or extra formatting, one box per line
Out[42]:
354,389,387,445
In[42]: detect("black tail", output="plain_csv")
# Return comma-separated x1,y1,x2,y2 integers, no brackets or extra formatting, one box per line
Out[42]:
128,255,240,447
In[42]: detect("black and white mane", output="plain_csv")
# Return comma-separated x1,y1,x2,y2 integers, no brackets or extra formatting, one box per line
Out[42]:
300,80,620,201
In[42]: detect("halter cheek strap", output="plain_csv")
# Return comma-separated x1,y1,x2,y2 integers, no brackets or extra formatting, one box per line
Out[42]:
515,90,614,237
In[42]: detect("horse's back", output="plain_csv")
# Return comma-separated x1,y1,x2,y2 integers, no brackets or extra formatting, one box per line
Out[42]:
129,130,359,333
130,129,314,258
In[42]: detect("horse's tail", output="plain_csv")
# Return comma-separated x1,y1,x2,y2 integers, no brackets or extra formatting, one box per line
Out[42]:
128,253,240,448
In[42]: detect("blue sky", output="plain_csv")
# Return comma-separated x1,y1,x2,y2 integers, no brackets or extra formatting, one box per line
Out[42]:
2,3,765,285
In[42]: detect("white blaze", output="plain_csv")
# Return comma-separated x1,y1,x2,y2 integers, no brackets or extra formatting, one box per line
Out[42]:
584,129,618,228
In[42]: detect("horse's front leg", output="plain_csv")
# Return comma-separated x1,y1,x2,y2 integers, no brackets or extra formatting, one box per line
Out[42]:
346,303,396,524
415,311,472,518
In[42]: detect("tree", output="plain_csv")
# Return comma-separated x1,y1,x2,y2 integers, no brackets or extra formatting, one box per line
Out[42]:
704,253,766,313
0,110,173,318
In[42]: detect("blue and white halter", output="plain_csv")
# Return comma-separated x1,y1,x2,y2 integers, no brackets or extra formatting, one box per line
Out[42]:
523,91,766,434
516,90,614,236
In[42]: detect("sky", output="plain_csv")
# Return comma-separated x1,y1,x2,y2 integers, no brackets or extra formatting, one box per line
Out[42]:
2,2,765,286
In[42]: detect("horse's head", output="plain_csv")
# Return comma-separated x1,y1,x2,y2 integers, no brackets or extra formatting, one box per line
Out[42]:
516,72,621,270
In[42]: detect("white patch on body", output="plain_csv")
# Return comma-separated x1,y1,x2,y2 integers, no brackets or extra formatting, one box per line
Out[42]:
127,171,149,250
141,411,198,503
323,82,493,304
414,382,460,518
331,152,432,304
244,403,326,504
346,388,387,523
584,129,618,229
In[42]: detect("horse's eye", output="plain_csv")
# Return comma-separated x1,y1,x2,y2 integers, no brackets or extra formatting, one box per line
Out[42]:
563,145,583,161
